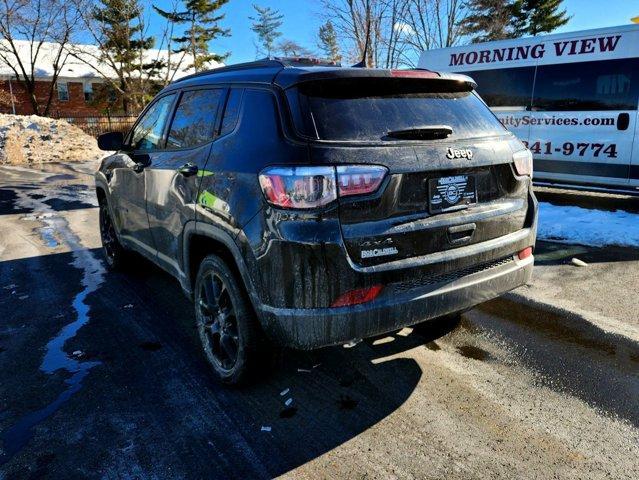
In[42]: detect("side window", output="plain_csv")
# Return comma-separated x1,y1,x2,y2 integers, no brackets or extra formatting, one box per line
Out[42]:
533,58,639,111
220,88,243,136
166,89,224,149
467,67,535,109
130,94,175,151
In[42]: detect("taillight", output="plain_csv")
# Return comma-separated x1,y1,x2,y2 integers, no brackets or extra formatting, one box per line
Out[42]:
513,149,533,177
259,166,336,209
331,285,384,308
259,165,387,209
336,165,387,197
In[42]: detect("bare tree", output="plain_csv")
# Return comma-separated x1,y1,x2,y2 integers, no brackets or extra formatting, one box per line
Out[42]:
320,0,440,68
383,0,412,68
277,39,314,57
320,0,389,67
400,0,468,64
0,0,83,115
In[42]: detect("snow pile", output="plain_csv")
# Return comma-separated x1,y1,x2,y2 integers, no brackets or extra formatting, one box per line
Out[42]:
538,202,639,248
0,114,105,165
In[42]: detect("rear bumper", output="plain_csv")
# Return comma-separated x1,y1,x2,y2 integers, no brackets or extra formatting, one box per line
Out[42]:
259,253,533,349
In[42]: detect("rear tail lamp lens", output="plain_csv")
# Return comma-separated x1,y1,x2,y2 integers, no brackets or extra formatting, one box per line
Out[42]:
259,165,387,209
513,149,533,177
336,165,387,197
331,285,384,308
259,166,337,209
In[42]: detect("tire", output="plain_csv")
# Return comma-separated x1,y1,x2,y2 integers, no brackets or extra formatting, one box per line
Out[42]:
99,199,128,270
194,255,266,385
411,312,463,338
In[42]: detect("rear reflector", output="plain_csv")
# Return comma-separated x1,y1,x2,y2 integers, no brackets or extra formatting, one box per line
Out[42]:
331,285,384,308
517,247,533,260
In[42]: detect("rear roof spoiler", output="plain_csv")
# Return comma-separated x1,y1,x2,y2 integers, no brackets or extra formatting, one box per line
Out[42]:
274,67,477,90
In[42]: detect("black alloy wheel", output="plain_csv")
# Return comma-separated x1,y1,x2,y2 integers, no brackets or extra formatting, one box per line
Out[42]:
197,271,240,372
99,200,125,269
194,255,264,384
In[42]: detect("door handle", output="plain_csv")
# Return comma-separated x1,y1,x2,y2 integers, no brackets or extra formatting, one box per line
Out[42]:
131,153,151,173
178,163,199,177
617,113,630,131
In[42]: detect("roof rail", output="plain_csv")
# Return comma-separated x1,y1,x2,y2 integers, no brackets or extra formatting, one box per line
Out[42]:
274,56,341,67
173,56,341,84
173,58,287,83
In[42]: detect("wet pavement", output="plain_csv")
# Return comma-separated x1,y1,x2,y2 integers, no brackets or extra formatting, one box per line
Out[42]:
1,165,638,479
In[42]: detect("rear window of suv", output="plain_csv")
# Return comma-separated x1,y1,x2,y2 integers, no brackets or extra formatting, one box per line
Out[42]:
289,78,506,142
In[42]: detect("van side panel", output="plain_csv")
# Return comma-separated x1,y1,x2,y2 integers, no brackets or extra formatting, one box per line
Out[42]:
420,25,639,191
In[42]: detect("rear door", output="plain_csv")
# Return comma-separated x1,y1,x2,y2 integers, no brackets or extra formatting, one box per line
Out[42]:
145,87,226,277
295,76,530,267
113,93,176,257
528,58,639,187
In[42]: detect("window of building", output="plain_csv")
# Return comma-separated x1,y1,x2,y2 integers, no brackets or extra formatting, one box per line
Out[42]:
463,67,535,109
532,58,639,111
130,94,175,151
84,83,94,102
166,89,224,149
57,82,69,102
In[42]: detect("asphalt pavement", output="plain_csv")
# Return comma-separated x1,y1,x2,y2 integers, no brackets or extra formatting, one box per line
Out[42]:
0,163,638,479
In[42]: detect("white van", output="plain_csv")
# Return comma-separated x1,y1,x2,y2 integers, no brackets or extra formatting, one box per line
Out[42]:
419,24,639,194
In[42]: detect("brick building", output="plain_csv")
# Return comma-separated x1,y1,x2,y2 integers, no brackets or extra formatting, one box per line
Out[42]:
0,40,220,117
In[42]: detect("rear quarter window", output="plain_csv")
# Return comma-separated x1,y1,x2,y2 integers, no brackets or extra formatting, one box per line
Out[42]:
290,78,506,142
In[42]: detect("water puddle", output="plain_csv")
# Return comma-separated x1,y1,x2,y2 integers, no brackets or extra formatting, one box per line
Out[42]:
0,189,105,465
39,226,59,248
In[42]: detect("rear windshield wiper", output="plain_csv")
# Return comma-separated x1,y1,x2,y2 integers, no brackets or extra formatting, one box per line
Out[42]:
386,125,453,140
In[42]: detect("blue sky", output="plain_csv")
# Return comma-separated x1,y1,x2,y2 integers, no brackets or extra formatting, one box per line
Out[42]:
149,0,639,65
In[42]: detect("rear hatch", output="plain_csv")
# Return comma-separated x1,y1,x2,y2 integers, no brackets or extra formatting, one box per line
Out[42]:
288,73,531,267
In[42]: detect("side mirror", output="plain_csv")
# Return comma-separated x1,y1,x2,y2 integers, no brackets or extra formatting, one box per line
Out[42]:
97,131,125,151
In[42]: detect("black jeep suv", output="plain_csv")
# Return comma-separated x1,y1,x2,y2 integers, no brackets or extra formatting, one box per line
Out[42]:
96,58,537,384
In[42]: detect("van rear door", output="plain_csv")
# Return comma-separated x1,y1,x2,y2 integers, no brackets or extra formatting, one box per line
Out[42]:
528,58,639,187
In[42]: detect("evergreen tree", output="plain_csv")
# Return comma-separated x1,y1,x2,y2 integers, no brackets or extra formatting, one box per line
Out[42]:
249,5,283,57
462,0,523,43
154,0,230,72
521,0,570,36
93,0,157,112
318,20,341,64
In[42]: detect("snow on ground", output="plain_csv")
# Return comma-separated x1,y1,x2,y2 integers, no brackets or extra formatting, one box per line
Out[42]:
0,114,105,165
538,202,639,248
